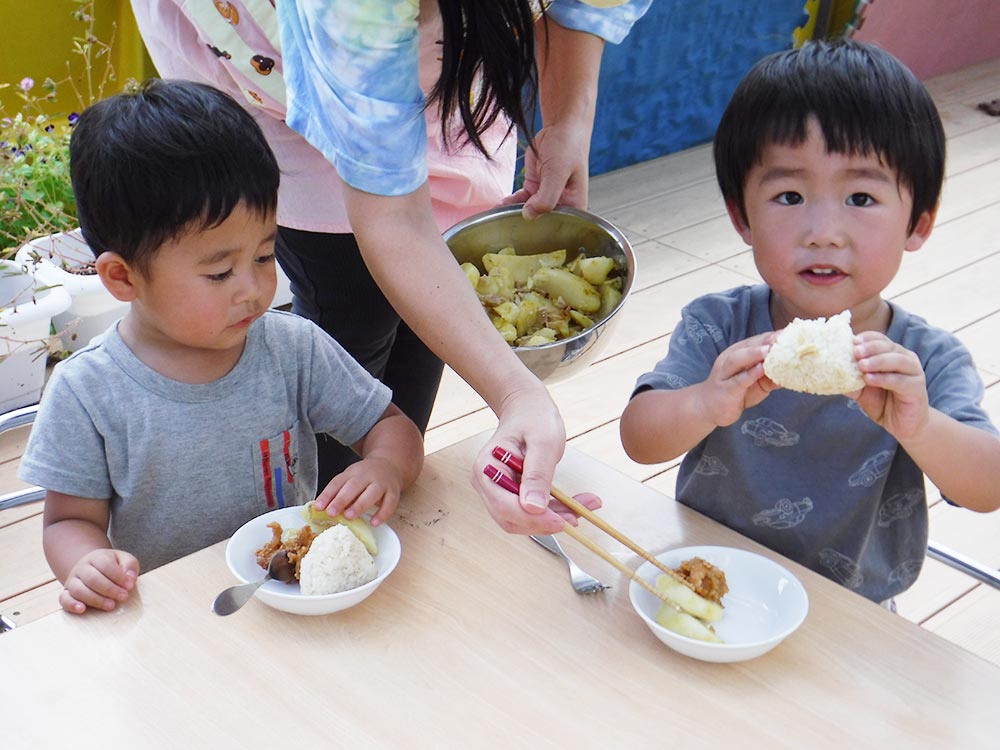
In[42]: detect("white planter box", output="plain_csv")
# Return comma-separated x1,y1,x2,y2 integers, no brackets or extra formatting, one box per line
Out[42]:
0,259,72,412
16,230,129,353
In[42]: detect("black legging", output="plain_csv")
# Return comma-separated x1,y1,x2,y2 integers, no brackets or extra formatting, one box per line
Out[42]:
275,227,443,487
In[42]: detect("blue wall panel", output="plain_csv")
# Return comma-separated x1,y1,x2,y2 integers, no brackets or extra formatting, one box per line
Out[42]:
589,0,808,175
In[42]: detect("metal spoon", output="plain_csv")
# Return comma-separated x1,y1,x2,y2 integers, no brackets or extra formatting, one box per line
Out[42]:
212,549,295,616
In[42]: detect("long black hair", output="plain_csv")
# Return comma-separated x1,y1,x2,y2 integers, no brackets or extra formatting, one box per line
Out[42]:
431,0,543,155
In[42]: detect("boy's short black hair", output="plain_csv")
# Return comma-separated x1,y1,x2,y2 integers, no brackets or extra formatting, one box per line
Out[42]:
70,78,279,274
714,40,945,234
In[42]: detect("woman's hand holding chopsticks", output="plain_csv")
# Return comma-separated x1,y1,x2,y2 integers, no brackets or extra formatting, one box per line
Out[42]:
486,446,695,612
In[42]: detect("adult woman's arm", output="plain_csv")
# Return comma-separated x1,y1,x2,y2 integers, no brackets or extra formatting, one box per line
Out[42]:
504,0,652,217
505,19,604,217
343,183,577,534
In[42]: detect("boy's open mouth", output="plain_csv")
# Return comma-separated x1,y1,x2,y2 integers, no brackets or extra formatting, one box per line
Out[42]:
800,266,846,283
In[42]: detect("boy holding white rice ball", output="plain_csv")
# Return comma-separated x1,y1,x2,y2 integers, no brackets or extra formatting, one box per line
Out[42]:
620,40,1000,604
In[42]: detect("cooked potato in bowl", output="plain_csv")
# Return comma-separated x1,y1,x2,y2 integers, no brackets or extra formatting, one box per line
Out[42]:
460,245,623,347
444,205,636,383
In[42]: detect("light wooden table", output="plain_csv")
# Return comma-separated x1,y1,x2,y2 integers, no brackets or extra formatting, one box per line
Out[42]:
4,433,997,748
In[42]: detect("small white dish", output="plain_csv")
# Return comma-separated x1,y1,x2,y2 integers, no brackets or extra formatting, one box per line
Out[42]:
224,506,400,616
629,545,808,663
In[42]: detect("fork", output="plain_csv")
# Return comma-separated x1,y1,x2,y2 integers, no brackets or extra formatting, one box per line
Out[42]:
530,534,609,594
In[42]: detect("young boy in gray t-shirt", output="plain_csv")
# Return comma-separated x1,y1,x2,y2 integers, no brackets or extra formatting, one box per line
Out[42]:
18,80,423,615
619,41,1000,602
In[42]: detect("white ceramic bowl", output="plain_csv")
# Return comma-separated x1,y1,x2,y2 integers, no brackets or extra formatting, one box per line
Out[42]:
224,506,401,616
629,545,808,663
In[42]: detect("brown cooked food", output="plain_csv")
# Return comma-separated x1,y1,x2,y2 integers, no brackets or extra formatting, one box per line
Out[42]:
673,556,729,604
255,521,317,580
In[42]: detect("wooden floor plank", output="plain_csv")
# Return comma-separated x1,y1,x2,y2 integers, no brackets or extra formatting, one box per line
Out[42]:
601,179,726,242
944,121,1000,176
936,161,1000,227
891,252,1000,334
0,581,62,628
589,143,716,215
956,313,1000,378
656,214,747,264
886,204,1000,299
921,585,1000,667
923,57,1000,106
0,514,53,602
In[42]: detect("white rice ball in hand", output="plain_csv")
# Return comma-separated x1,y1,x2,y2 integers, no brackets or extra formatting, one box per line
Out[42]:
763,310,865,395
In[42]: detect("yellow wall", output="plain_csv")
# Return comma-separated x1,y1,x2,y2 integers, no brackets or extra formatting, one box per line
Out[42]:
0,1,154,119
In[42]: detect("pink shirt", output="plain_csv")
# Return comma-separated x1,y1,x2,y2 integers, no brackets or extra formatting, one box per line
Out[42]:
130,0,515,233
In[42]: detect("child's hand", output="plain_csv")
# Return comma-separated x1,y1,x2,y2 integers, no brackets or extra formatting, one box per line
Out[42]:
852,331,930,440
60,549,139,615
314,457,405,527
700,332,778,427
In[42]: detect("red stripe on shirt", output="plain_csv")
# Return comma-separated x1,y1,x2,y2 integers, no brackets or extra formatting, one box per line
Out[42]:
260,438,274,508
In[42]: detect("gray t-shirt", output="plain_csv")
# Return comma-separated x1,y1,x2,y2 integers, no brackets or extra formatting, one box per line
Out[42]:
20,310,392,571
634,285,997,601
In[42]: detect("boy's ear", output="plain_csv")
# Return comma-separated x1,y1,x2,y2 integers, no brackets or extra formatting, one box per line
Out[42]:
904,207,937,252
725,199,753,245
95,252,140,302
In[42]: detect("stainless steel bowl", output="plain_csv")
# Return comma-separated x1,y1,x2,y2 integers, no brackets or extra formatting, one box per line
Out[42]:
443,204,636,383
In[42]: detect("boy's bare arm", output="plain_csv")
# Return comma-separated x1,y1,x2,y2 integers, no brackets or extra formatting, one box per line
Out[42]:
42,490,115,582
621,334,776,464
621,385,722,463
315,404,424,526
853,331,1000,512
355,403,424,492
899,412,1000,512
43,490,140,613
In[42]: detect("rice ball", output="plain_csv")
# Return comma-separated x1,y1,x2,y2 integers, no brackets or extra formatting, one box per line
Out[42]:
764,310,865,395
299,525,377,596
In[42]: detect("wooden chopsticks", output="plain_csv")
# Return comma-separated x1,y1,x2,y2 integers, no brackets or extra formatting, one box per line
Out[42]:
486,447,688,609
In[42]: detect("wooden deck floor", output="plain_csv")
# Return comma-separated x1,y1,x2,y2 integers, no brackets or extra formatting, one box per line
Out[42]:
2,58,999,661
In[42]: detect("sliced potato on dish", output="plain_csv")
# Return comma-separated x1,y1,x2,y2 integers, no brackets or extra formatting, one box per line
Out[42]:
483,248,566,286
529,267,602,313
301,501,378,556
655,573,724,622
655,605,723,643
576,256,616,285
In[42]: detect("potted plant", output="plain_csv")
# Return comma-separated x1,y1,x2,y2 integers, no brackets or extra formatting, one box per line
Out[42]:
0,1,126,409
0,258,72,412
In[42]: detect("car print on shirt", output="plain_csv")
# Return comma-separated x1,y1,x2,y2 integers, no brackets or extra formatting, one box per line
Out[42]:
678,318,724,346
694,454,729,476
741,417,800,447
877,488,925,528
819,548,864,589
660,372,691,389
888,559,923,590
849,450,893,487
752,497,813,529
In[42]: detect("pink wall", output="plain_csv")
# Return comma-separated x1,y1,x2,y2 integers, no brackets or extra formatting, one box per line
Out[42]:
854,0,1000,80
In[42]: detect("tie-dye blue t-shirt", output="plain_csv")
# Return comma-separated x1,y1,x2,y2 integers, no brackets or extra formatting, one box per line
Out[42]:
278,0,652,196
